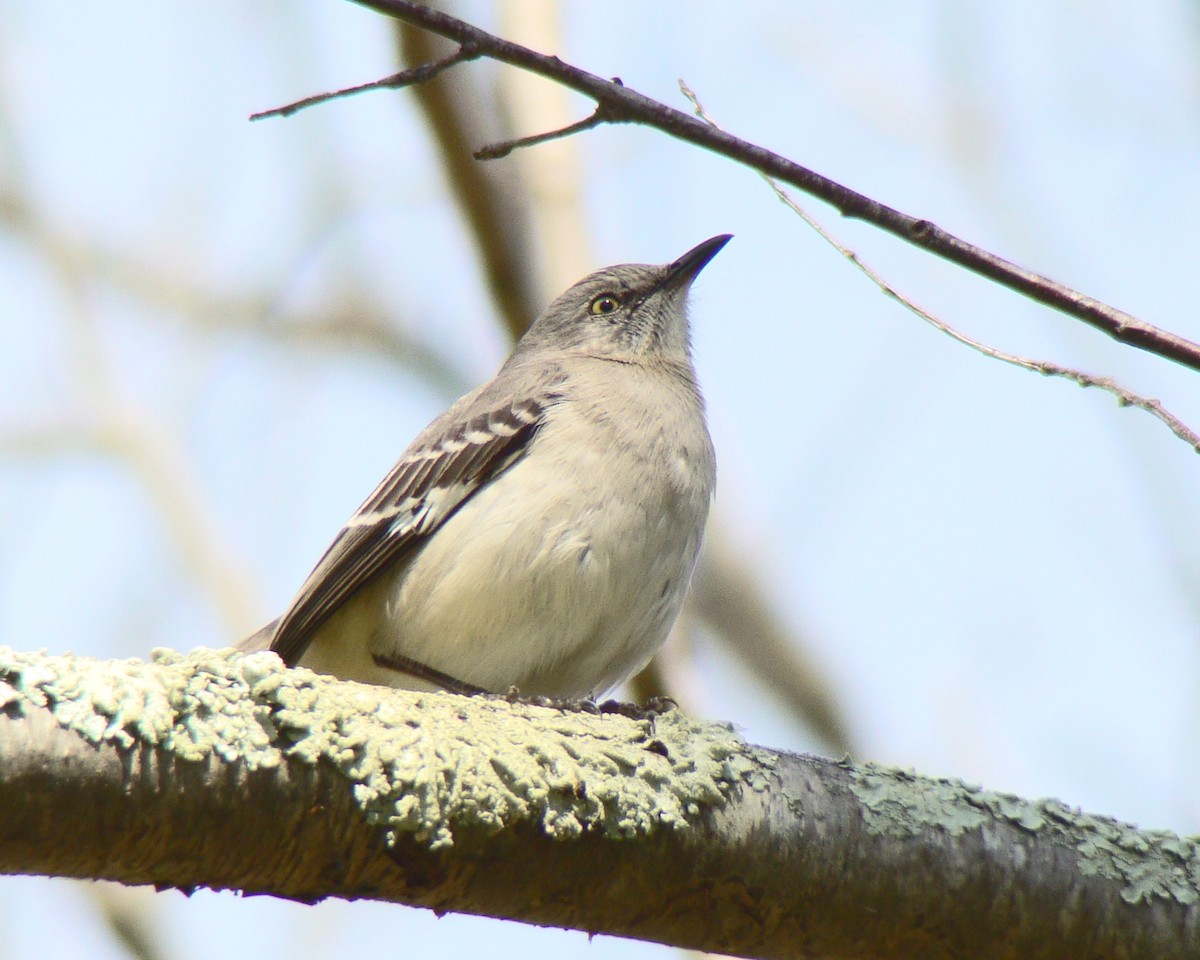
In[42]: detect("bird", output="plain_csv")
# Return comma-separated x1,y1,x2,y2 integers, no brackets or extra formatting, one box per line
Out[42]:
241,234,729,700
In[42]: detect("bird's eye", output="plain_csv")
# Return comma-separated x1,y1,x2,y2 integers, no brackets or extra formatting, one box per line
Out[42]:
589,294,621,316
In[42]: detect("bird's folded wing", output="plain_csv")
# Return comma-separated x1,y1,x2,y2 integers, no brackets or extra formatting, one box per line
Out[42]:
268,397,547,666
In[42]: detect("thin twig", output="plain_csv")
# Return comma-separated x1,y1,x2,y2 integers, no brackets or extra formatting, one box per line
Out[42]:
475,103,620,160
336,0,1200,378
675,82,1200,454
251,43,481,121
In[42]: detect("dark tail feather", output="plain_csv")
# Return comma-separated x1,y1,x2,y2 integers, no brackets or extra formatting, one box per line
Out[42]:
238,617,279,654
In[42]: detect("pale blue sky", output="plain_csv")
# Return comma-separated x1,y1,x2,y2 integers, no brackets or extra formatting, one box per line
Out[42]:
3,2,1200,958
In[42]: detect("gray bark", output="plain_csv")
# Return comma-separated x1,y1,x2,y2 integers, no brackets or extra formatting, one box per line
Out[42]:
0,646,1196,959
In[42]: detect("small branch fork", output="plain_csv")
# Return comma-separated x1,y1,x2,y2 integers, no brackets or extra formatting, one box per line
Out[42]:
252,0,1200,434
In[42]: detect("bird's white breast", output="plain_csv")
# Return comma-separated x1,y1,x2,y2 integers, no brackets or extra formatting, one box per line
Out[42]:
303,359,715,699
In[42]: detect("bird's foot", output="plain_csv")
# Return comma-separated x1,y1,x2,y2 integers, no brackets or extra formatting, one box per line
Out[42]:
501,688,676,722
502,688,601,714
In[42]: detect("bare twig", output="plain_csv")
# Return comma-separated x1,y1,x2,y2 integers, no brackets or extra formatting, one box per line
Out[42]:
783,180,1200,451
678,81,1200,454
250,43,481,121
308,0,1200,377
474,102,620,160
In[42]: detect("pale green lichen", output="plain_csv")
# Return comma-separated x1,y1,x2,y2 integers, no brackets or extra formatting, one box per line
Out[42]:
850,760,1200,906
0,646,760,850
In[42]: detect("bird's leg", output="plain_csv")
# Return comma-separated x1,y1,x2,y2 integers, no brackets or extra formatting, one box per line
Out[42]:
370,651,488,696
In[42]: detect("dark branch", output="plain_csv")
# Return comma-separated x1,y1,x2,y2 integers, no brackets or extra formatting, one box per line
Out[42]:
345,0,1200,376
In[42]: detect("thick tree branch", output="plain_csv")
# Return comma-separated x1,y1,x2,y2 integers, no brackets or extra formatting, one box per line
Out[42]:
1,647,1197,959
323,0,1200,376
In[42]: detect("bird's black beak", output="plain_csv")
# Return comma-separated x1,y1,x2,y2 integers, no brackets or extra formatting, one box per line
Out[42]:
662,234,733,289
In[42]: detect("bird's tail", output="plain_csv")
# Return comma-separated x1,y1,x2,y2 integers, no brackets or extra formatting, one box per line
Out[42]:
237,618,279,653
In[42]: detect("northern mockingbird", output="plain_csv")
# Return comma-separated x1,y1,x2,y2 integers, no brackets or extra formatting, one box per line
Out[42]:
242,234,729,699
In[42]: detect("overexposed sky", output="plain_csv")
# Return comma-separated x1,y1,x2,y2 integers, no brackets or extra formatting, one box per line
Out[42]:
3,2,1200,958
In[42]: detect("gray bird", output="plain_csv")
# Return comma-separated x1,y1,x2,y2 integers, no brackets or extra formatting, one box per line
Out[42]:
242,234,729,699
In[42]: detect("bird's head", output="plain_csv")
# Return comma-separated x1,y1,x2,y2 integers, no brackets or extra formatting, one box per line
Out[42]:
515,234,731,364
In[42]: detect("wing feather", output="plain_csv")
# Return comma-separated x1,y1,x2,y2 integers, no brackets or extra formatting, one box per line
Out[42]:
268,397,547,666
